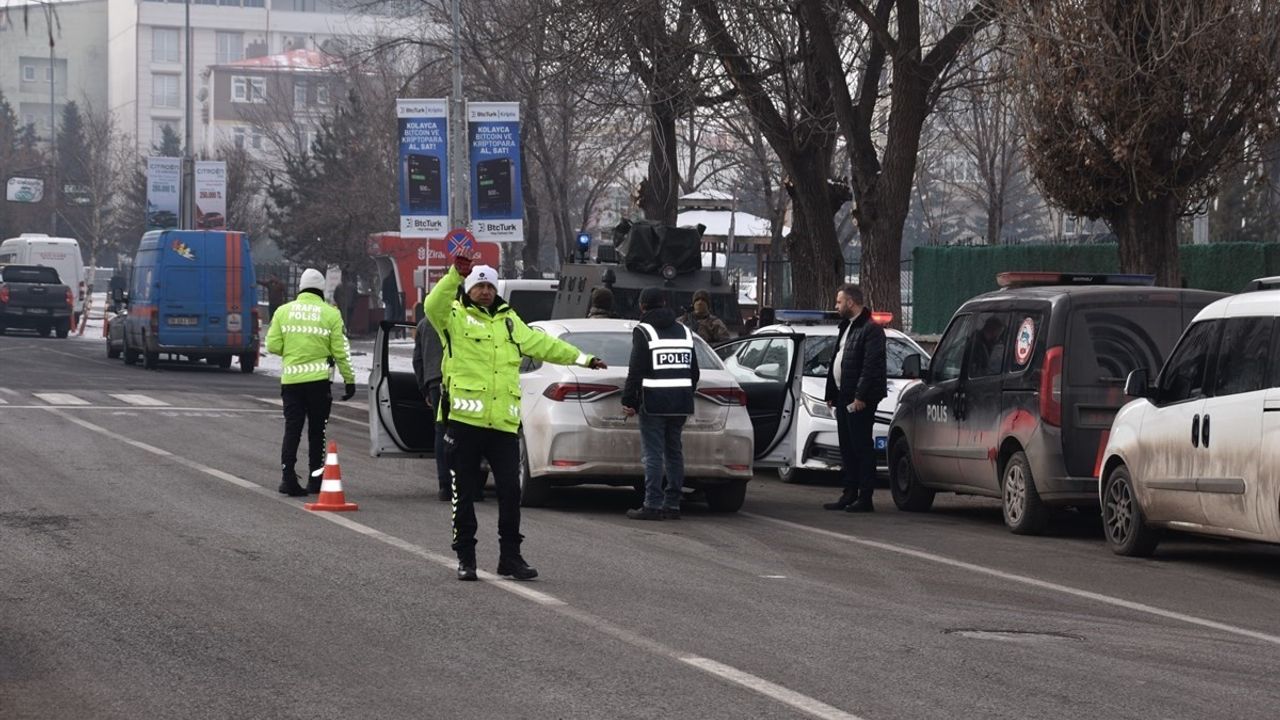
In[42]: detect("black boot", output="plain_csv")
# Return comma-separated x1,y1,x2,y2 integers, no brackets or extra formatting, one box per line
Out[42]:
305,468,323,494
278,471,307,497
497,554,538,581
823,490,857,511
457,552,477,581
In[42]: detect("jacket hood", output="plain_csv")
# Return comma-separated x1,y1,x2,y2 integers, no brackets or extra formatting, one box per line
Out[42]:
641,307,677,329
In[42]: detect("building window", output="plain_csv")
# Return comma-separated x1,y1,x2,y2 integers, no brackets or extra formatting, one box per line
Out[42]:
22,65,36,82
216,32,244,64
233,126,247,149
152,28,180,64
251,130,263,150
231,76,266,103
244,0,266,6
294,80,308,107
316,84,329,105
194,0,218,4
152,74,180,108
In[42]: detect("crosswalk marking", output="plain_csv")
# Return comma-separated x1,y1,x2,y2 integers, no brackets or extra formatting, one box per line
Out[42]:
33,393,89,406
110,394,170,407
0,387,19,396
0,397,7,404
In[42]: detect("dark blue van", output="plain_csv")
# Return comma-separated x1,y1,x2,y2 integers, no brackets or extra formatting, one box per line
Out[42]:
120,230,260,372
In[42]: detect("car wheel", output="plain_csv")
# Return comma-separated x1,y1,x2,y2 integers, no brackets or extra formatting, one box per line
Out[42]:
215,355,232,369
704,479,748,513
40,323,53,337
1102,465,1160,557
518,432,551,507
239,353,256,374
1002,450,1049,535
123,339,139,365
143,351,160,370
107,342,120,359
55,319,70,338
777,464,818,484
890,439,935,512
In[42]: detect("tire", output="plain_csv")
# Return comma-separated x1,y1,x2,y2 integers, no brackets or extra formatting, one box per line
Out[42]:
518,433,551,507
777,464,819,484
40,323,53,337
124,340,139,365
215,355,233,369
143,350,159,370
890,439,936,512
1002,450,1049,535
55,319,70,338
1102,465,1161,557
704,479,748,513
107,342,120,359
239,353,256,374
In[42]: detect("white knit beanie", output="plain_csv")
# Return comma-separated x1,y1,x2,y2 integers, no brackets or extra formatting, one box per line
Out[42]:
298,268,325,292
464,265,499,293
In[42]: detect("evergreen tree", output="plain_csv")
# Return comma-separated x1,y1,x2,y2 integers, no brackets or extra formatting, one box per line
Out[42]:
0,89,49,239
55,101,90,237
155,124,182,157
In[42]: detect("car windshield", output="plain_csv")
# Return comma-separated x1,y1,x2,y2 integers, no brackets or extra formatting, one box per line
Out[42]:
506,289,556,323
559,331,724,370
803,334,927,379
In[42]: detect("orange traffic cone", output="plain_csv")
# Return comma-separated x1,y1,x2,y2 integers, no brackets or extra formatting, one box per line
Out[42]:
305,441,359,512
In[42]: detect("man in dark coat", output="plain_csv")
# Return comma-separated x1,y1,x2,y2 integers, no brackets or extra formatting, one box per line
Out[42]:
822,283,887,512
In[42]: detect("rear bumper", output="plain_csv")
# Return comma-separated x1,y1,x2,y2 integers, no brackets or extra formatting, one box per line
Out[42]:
151,342,258,355
530,426,754,484
0,308,71,325
798,431,890,471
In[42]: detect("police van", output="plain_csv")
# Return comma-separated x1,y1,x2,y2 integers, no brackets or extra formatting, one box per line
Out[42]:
888,272,1223,535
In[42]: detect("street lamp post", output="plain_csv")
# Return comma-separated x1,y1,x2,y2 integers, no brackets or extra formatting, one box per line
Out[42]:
450,0,469,231
181,0,195,230
48,10,57,235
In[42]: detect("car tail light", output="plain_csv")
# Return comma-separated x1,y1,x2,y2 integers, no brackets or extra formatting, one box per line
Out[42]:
0,287,9,303
871,311,894,326
66,289,75,308
697,387,747,406
543,383,619,402
1040,346,1064,427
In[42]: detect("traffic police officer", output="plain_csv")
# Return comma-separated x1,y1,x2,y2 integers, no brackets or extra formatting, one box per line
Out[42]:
622,286,700,520
266,268,355,496
425,253,606,582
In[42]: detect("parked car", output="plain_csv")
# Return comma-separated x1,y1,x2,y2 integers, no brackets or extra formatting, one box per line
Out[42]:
1099,282,1280,556
889,272,1224,535
0,264,74,337
751,310,931,482
119,230,260,371
369,318,767,512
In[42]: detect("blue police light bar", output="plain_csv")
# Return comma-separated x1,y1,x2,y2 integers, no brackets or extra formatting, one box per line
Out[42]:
774,309,841,324
996,271,1156,288
576,232,592,249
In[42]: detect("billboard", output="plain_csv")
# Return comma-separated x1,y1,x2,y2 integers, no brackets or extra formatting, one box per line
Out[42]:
5,177,44,203
468,102,522,243
194,160,227,230
146,157,182,230
397,99,449,238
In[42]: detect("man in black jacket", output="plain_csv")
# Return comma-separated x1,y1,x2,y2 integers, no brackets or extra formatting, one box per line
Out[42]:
621,287,701,520
823,284,887,512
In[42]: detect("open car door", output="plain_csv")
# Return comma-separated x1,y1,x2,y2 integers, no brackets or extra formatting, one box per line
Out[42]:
369,321,435,457
714,333,803,467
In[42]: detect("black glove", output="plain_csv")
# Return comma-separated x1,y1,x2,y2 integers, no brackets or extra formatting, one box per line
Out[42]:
341,383,356,401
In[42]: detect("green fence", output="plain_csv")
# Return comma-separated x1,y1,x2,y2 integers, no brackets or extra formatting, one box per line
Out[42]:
912,242,1280,335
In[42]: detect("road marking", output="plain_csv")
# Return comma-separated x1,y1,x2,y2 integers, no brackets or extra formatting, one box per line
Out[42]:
248,396,366,426
34,392,89,406
44,407,863,720
760,574,788,579
0,387,19,396
110,393,170,407
743,512,1280,648
0,397,7,404
1,405,276,413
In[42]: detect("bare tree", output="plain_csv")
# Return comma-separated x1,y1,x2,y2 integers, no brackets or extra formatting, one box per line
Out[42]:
1002,0,1280,285
56,101,128,271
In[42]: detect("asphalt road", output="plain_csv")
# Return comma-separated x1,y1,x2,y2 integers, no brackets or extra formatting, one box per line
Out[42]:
3,329,1279,719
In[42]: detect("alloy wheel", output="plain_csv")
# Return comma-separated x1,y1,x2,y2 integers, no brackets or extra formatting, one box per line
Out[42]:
1104,477,1134,545
1004,464,1026,524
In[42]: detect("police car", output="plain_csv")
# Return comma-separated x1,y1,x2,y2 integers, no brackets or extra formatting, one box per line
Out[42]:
746,309,931,483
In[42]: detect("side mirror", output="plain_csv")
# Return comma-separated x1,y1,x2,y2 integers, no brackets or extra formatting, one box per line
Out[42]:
1124,369,1150,399
901,353,923,380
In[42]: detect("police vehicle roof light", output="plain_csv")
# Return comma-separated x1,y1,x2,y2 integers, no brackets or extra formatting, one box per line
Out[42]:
871,311,893,326
774,309,840,324
996,272,1156,288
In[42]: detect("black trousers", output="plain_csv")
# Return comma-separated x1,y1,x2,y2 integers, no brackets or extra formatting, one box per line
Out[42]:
281,380,331,482
445,421,521,561
835,401,876,502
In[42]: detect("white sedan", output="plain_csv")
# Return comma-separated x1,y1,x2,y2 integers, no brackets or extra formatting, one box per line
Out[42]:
751,311,930,483
368,318,760,512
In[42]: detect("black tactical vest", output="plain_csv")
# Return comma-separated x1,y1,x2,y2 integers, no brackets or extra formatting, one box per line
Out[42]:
638,321,696,416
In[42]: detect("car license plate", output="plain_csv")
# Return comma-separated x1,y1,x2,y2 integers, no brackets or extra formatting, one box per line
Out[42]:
167,316,199,326
875,436,887,451
26,307,49,314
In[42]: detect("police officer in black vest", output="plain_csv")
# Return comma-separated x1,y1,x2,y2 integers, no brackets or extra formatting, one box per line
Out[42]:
622,287,700,520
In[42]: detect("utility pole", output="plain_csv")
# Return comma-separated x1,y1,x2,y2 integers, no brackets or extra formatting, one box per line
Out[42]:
181,0,195,230
449,0,469,232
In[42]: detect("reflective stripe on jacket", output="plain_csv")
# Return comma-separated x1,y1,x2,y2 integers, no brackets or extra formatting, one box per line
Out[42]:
266,292,355,385
633,320,697,416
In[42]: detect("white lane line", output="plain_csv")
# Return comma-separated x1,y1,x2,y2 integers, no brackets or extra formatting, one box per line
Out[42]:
743,512,1280,648
0,405,277,413
0,397,7,405
248,396,365,427
45,408,862,720
34,392,89,406
681,657,865,720
0,387,20,396
110,393,170,407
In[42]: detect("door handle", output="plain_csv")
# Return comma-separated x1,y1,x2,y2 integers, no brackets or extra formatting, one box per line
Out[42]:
1191,414,1200,448
1202,414,1210,448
